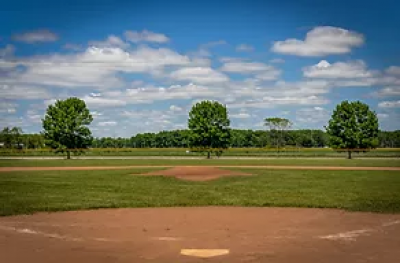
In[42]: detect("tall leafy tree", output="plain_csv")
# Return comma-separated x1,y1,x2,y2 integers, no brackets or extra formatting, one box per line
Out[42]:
326,100,379,159
188,100,231,159
42,97,93,159
264,117,292,151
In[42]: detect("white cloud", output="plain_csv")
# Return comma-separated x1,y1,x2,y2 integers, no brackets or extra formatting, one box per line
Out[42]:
236,44,254,52
377,113,389,119
0,45,15,58
97,121,117,126
386,66,400,75
12,29,58,43
90,93,102,97
1,84,51,100
91,111,103,117
169,105,183,112
295,107,330,124
0,102,17,114
229,95,329,109
231,112,251,119
303,60,375,79
4,46,191,89
269,58,285,64
63,43,83,51
271,26,364,56
221,61,274,72
124,30,169,43
26,109,42,123
371,86,400,97
378,100,400,108
190,41,227,58
89,35,129,48
83,95,127,108
220,61,281,80
169,67,229,84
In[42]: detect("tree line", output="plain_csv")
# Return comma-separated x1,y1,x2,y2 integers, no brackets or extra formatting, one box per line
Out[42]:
2,127,400,149
0,98,397,159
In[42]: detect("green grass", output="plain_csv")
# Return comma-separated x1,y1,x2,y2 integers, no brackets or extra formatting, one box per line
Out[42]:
0,158,399,167
2,147,400,157
1,168,400,216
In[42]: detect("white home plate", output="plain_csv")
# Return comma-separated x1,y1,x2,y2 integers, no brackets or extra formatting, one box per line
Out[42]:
180,249,230,258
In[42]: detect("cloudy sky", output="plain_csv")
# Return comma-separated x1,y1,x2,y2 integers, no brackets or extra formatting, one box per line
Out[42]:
1,0,399,137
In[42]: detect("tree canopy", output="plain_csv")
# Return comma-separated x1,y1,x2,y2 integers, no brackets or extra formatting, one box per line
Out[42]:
42,97,93,159
188,100,231,158
326,100,379,159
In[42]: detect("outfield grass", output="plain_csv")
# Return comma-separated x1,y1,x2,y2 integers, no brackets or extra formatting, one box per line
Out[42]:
2,147,400,157
0,158,399,167
1,168,400,216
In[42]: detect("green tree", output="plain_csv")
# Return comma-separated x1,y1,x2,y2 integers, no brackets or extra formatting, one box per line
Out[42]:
188,100,231,159
264,117,292,151
326,100,379,159
42,97,93,159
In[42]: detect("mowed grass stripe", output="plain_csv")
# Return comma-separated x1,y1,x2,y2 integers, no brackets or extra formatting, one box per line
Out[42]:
1,168,400,216
0,158,399,167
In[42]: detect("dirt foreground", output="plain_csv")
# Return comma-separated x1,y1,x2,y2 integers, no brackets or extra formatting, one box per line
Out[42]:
1,207,399,263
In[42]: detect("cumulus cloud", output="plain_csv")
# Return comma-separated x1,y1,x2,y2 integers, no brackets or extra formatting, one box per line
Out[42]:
377,113,389,119
229,95,329,109
386,66,400,75
124,30,169,43
63,43,83,51
169,67,229,84
97,121,118,127
169,105,183,112
220,61,281,80
231,112,251,119
89,35,129,48
0,45,15,58
83,95,127,108
1,84,51,100
295,106,330,124
269,58,285,64
271,26,364,56
3,46,191,89
371,87,400,98
12,29,58,43
303,60,375,79
378,100,400,108
236,44,254,52
0,102,17,114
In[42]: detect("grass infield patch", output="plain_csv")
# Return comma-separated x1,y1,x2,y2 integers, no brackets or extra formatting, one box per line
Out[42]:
1,168,400,216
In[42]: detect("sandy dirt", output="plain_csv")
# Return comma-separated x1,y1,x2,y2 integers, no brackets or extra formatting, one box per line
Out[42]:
1,207,399,262
139,166,252,181
1,165,400,172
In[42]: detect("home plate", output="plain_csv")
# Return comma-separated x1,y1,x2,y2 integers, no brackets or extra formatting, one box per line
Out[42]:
180,249,230,258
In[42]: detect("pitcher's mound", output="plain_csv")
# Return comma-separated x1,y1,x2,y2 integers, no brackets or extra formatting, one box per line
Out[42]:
139,166,252,181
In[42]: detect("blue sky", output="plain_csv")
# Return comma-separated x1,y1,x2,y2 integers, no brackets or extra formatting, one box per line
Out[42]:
1,0,399,137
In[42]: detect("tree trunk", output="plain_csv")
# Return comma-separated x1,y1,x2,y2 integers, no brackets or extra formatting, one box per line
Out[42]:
207,151,211,159
347,150,352,159
67,151,71,160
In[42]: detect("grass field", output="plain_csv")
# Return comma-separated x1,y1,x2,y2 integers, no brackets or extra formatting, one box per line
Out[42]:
1,147,400,157
1,158,399,167
1,168,400,216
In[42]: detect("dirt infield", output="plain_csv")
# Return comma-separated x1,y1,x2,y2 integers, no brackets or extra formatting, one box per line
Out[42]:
1,207,399,262
1,165,400,172
139,166,252,181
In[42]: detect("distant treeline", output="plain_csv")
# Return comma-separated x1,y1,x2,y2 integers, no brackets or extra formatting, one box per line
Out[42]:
1,127,400,149
92,129,400,148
